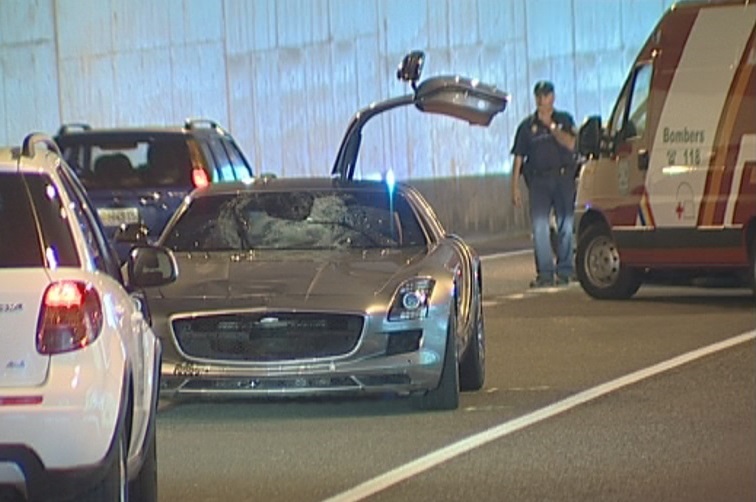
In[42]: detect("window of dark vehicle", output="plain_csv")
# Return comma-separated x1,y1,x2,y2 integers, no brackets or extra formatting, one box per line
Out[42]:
0,172,78,268
60,137,192,189
57,165,122,279
203,137,235,182
221,138,253,181
163,189,427,252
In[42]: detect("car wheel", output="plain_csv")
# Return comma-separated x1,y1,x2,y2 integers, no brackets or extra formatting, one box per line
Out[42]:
413,310,460,411
78,423,127,502
459,284,485,391
576,224,642,300
128,419,158,502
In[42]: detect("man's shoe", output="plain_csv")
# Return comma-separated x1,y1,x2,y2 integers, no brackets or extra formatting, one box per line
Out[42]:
555,275,571,286
529,277,554,288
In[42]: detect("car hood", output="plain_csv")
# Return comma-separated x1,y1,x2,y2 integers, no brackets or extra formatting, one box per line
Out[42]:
154,248,429,301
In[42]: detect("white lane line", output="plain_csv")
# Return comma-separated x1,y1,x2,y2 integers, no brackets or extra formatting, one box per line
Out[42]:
480,248,532,261
322,329,756,502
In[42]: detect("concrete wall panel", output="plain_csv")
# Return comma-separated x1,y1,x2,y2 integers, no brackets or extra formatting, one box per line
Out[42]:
55,0,114,58
379,0,428,55
1,44,59,138
277,48,308,177
225,52,256,172
109,0,172,51
303,44,338,177
249,50,283,176
426,1,449,50
0,0,54,46
178,0,223,45
573,0,622,54
275,0,329,48
58,55,116,126
170,43,228,125
111,48,173,125
525,0,575,59
448,1,479,47
478,0,525,45
330,0,377,41
224,0,277,53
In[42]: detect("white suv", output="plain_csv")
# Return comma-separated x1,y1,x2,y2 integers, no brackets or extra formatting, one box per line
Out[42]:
0,134,177,501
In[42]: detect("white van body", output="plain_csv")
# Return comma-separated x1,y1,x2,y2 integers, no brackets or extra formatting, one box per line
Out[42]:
574,0,756,299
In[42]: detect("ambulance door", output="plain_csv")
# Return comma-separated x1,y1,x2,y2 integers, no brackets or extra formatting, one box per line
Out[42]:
605,63,654,231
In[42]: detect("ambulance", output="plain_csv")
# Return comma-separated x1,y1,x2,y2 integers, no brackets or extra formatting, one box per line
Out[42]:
574,0,756,299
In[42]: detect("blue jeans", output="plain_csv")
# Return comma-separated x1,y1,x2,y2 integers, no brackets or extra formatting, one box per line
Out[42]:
526,173,575,281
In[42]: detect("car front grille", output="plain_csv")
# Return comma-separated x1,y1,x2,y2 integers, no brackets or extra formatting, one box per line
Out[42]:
171,312,364,362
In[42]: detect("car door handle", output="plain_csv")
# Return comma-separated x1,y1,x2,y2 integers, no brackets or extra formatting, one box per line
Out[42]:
638,149,649,171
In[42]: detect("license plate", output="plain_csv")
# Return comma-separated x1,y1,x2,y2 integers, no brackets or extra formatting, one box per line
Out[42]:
97,207,140,227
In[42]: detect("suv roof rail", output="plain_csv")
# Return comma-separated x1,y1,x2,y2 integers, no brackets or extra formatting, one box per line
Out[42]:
22,132,63,158
56,123,92,136
185,118,222,131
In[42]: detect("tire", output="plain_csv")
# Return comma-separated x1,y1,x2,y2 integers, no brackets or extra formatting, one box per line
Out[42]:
128,420,158,502
459,285,485,392
78,424,127,502
576,224,642,300
413,310,460,411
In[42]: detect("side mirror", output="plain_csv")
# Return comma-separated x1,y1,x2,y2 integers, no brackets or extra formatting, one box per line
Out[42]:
577,115,603,158
127,246,178,289
396,51,425,88
114,223,150,244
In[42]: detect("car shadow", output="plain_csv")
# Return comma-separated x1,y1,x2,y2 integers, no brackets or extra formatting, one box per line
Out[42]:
156,392,436,420
628,287,755,310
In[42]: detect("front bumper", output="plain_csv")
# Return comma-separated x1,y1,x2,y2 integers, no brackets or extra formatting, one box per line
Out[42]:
160,348,444,397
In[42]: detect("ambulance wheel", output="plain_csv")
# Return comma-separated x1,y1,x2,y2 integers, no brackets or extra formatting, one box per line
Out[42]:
576,225,642,300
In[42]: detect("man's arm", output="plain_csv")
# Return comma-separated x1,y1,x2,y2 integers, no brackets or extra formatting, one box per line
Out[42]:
549,121,576,151
511,155,524,208
549,112,577,151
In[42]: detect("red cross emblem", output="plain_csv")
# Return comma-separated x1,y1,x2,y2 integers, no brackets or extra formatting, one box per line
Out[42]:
675,202,684,219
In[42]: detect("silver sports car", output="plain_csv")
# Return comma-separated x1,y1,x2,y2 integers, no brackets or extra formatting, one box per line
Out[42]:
125,52,509,410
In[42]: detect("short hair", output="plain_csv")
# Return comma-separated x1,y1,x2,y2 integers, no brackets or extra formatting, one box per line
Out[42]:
533,80,555,96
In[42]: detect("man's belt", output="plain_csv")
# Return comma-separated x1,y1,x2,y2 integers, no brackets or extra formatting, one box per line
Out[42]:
528,165,573,177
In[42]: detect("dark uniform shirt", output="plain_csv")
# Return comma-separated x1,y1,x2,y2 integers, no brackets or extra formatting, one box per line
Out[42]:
511,110,576,179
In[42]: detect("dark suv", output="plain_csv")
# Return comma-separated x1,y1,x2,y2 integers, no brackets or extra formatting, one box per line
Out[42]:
54,118,254,260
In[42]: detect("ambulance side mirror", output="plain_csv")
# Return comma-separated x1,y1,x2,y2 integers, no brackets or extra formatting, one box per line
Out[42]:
577,115,603,159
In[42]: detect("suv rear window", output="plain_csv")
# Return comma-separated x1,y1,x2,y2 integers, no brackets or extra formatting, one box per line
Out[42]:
59,137,196,190
0,173,79,268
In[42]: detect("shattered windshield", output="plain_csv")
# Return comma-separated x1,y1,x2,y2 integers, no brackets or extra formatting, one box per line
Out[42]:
163,188,427,251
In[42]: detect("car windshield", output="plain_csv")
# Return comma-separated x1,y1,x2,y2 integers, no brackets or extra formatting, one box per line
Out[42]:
59,137,194,190
163,189,428,251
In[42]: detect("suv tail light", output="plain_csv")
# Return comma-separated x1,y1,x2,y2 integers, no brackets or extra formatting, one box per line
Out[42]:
36,281,103,355
192,168,209,188
188,139,210,188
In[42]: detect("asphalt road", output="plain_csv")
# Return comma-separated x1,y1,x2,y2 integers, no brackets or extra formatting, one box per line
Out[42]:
155,249,756,502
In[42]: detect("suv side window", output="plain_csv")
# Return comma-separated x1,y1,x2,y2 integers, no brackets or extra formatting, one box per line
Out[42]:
221,139,253,181
0,173,49,267
1,172,80,268
204,138,235,181
57,166,122,280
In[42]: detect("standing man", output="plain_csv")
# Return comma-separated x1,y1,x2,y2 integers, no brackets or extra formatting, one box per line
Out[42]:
511,81,577,288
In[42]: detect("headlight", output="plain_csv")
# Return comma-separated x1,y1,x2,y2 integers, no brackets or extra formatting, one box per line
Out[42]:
388,278,435,321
